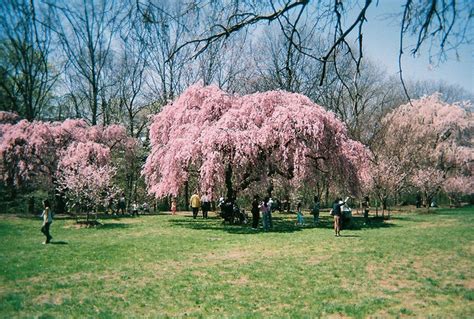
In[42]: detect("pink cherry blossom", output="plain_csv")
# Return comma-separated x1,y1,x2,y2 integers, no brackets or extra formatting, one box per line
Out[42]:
0,118,136,211
143,84,370,199
56,142,118,212
372,93,473,201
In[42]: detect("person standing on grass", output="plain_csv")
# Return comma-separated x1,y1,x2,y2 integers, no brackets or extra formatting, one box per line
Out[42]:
190,192,201,219
201,193,210,219
118,192,126,215
171,197,177,215
40,199,53,244
296,202,305,226
362,196,370,224
131,201,139,216
332,197,347,237
251,195,260,230
311,196,320,225
268,197,274,229
260,197,270,231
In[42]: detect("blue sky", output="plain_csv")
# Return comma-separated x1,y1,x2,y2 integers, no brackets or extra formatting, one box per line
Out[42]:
350,0,473,93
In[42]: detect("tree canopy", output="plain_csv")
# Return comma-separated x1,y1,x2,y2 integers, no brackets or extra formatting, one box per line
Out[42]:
143,84,369,199
369,94,473,205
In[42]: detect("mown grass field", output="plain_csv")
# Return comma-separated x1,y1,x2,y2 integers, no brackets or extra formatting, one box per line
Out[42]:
0,207,473,318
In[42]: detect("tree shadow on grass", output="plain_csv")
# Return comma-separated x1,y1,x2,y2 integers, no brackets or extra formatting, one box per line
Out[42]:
168,215,396,234
339,216,397,230
169,216,304,234
97,223,130,230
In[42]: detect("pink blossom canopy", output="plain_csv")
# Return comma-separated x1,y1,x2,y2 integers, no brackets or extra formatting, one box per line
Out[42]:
371,93,473,198
143,84,369,198
0,117,136,189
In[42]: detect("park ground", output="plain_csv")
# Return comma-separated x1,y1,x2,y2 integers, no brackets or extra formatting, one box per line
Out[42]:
0,207,473,318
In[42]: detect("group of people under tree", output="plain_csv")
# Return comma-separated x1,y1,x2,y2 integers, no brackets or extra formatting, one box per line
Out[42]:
106,193,150,217
186,190,326,232
184,190,376,237
37,191,371,243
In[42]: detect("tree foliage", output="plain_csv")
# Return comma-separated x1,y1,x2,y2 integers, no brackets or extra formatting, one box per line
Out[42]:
369,94,473,204
143,84,369,199
0,113,136,211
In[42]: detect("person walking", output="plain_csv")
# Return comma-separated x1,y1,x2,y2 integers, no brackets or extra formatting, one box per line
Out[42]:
311,195,320,225
201,193,210,219
40,199,53,244
190,192,201,219
251,195,260,230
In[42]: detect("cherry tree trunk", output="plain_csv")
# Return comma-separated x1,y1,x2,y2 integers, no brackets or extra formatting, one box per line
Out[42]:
225,163,234,200
184,181,189,211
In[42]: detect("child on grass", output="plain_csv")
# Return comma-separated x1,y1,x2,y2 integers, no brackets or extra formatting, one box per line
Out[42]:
296,202,305,226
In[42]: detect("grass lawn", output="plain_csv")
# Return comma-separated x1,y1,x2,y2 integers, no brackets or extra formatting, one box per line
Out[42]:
0,207,473,318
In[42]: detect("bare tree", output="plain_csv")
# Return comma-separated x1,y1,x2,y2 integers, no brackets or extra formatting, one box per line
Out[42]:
407,79,474,103
250,22,326,95
137,0,472,98
48,0,126,125
0,0,58,120
137,0,194,105
114,13,149,138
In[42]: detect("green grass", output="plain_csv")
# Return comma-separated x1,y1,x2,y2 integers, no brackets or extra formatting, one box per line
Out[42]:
0,207,473,318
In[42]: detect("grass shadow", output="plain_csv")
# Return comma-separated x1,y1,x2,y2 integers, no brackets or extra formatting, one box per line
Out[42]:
169,216,305,234
169,214,396,234
97,223,130,229
278,215,396,231
347,216,397,230
49,240,68,245
338,234,361,238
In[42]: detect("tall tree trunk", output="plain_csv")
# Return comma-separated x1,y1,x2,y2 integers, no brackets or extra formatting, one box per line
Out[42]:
91,84,98,125
324,183,330,207
184,181,189,211
225,163,234,200
267,180,273,198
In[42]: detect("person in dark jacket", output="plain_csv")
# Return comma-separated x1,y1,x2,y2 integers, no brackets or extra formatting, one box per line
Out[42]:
311,195,320,225
362,196,370,224
251,195,260,230
332,197,346,237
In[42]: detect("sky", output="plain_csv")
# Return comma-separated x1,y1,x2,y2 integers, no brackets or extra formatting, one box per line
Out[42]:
348,0,473,93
